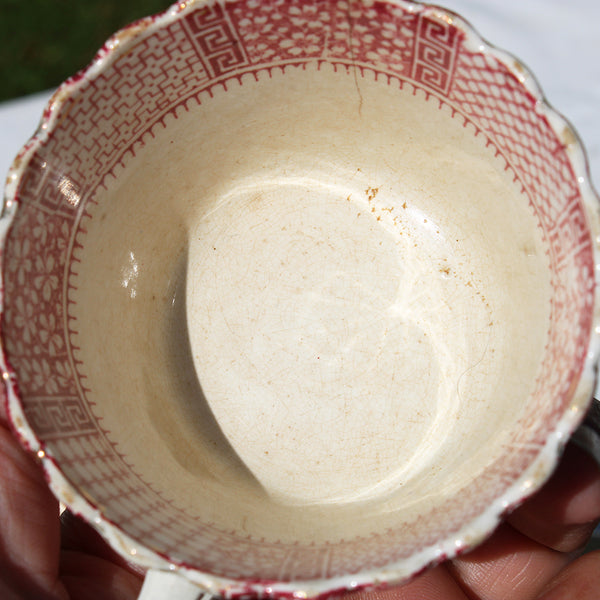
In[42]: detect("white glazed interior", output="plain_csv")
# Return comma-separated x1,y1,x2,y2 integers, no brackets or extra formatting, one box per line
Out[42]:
70,64,551,540
1,0,599,596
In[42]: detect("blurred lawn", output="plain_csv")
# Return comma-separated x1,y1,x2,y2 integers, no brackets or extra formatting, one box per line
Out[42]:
0,0,171,102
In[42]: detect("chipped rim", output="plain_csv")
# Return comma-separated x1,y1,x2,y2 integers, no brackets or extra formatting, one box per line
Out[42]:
1,0,600,597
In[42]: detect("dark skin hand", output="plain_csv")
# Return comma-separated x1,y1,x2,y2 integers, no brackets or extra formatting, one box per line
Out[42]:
1,390,600,600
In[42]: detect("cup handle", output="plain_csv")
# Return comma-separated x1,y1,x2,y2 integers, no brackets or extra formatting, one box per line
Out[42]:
137,569,210,600
571,397,600,468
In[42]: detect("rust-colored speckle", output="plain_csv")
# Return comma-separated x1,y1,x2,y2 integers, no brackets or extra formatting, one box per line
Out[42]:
365,186,379,201
62,489,76,506
111,17,154,47
561,125,577,147
10,155,23,172
512,59,526,75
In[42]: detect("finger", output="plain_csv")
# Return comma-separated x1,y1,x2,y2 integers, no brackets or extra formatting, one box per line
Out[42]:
0,377,9,426
350,564,468,600
0,426,65,599
61,510,145,576
449,522,570,600
507,443,600,552
0,576,63,600
60,508,144,600
534,550,600,600
60,551,143,600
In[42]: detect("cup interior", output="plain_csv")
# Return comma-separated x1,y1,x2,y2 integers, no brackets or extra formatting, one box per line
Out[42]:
2,0,596,588
72,64,551,521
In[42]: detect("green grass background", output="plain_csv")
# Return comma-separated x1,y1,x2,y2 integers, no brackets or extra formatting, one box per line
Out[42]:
0,0,171,102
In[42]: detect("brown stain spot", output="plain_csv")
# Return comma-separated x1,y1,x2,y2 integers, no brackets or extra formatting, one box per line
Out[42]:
365,186,379,201
111,17,154,47
48,87,72,111
10,155,23,173
521,241,536,255
561,125,577,147
61,488,75,506
402,202,407,209
513,60,525,73
440,266,451,276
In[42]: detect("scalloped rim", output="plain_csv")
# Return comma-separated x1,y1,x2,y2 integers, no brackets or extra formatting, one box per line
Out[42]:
1,0,599,597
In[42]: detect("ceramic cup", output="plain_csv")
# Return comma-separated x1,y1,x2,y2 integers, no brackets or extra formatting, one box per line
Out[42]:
2,1,600,599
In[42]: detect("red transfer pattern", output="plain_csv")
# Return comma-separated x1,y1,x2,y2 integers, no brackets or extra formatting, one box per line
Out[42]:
1,0,593,582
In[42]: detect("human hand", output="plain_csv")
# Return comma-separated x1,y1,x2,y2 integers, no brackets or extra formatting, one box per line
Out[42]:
1,388,599,600
352,443,600,600
0,388,143,600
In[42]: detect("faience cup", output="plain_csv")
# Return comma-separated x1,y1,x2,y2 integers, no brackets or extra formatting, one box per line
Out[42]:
2,0,600,598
